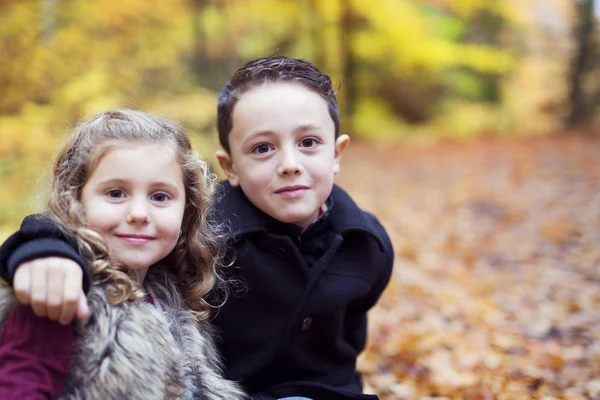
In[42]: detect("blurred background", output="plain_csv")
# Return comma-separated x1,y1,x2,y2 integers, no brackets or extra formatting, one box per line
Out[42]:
2,1,600,398
1,0,599,234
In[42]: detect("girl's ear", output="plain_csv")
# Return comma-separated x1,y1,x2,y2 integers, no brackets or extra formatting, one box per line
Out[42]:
333,134,350,175
215,149,239,186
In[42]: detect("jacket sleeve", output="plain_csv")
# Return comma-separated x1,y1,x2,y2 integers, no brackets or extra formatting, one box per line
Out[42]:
344,214,395,353
0,304,76,399
0,214,91,293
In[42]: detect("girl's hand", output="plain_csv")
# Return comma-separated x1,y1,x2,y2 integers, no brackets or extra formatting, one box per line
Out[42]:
13,257,89,325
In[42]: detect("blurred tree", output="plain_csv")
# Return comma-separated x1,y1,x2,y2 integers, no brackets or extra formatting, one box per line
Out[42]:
566,0,599,127
0,0,596,234
0,0,211,227
340,0,357,133
349,0,515,137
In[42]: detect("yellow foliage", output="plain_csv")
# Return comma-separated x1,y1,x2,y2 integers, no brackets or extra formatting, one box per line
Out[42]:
436,101,505,139
0,0,580,229
149,90,218,131
425,42,515,73
451,0,508,19
354,98,411,140
351,0,515,74
55,72,109,106
502,57,570,134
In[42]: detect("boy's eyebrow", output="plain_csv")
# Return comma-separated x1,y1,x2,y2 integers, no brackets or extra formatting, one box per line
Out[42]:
243,130,277,143
294,124,322,133
244,125,323,142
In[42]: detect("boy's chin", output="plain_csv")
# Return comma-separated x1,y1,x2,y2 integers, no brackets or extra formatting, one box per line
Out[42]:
267,210,320,229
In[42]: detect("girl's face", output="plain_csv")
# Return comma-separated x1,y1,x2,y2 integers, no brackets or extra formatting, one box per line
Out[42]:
80,142,186,281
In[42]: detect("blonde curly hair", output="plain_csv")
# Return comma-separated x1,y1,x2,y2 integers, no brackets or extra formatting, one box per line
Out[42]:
46,109,225,320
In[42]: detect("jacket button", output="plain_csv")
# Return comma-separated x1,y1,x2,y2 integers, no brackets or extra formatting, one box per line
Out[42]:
300,317,313,331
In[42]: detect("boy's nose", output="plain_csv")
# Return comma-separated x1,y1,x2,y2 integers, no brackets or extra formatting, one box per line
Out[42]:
277,149,302,176
126,198,150,224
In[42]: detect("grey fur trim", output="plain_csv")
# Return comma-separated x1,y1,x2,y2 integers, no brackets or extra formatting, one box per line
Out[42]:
0,266,245,400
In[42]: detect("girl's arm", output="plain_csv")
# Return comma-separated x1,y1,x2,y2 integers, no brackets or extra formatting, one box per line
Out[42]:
0,214,90,291
0,214,91,324
0,304,76,399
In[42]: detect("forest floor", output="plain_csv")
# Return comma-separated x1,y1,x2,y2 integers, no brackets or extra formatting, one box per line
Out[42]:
336,134,600,400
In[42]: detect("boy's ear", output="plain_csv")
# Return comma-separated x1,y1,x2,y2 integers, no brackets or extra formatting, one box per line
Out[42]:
215,149,240,186
333,134,350,174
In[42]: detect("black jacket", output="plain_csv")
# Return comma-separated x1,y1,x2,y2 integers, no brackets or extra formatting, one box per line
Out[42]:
211,182,394,399
0,181,394,400
0,214,90,291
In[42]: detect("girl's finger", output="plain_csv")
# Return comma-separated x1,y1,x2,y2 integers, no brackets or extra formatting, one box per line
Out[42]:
13,263,33,305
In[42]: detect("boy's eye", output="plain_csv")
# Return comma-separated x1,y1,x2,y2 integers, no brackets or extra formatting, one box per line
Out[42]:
151,192,171,202
299,138,318,148
106,189,125,198
253,144,272,154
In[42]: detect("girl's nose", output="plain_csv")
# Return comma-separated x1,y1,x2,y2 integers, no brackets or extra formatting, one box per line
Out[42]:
126,198,150,224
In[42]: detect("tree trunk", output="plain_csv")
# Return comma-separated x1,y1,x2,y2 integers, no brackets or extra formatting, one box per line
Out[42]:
340,0,355,134
41,0,57,44
309,0,324,68
566,0,595,127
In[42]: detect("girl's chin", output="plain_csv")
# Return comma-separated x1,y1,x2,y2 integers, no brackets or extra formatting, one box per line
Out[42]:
116,258,153,271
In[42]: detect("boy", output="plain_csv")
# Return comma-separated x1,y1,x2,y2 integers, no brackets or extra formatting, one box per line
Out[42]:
0,57,394,400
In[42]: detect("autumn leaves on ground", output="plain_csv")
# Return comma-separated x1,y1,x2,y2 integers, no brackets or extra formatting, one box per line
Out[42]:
337,134,600,400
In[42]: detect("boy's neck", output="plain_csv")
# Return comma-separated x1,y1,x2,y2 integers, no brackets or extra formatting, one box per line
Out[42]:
263,198,332,238
299,202,328,233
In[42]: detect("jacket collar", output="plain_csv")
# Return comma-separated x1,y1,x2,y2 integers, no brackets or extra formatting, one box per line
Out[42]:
213,181,386,251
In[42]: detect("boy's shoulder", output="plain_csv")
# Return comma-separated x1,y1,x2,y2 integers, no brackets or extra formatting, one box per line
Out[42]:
214,180,392,254
212,180,271,236
327,184,391,252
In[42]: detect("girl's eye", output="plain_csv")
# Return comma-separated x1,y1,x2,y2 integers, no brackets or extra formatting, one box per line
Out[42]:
300,138,318,148
106,189,125,198
253,144,272,154
151,192,171,202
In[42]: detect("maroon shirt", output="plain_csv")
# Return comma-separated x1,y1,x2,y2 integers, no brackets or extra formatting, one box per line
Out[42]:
0,305,75,399
0,295,155,399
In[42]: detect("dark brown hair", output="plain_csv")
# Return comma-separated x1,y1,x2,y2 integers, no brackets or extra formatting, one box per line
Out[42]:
217,56,340,153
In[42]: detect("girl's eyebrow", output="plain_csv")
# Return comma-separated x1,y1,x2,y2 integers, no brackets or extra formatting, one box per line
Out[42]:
149,181,183,194
95,177,128,186
96,178,182,193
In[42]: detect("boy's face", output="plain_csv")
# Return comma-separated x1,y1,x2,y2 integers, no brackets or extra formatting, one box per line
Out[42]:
217,82,349,228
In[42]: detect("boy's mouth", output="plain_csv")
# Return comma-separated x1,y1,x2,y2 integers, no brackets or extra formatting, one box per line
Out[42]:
275,185,309,198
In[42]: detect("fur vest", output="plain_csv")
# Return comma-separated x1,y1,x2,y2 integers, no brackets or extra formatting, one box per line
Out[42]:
0,265,245,400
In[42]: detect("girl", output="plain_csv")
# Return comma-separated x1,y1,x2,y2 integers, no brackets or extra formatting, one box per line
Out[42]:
0,110,245,399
